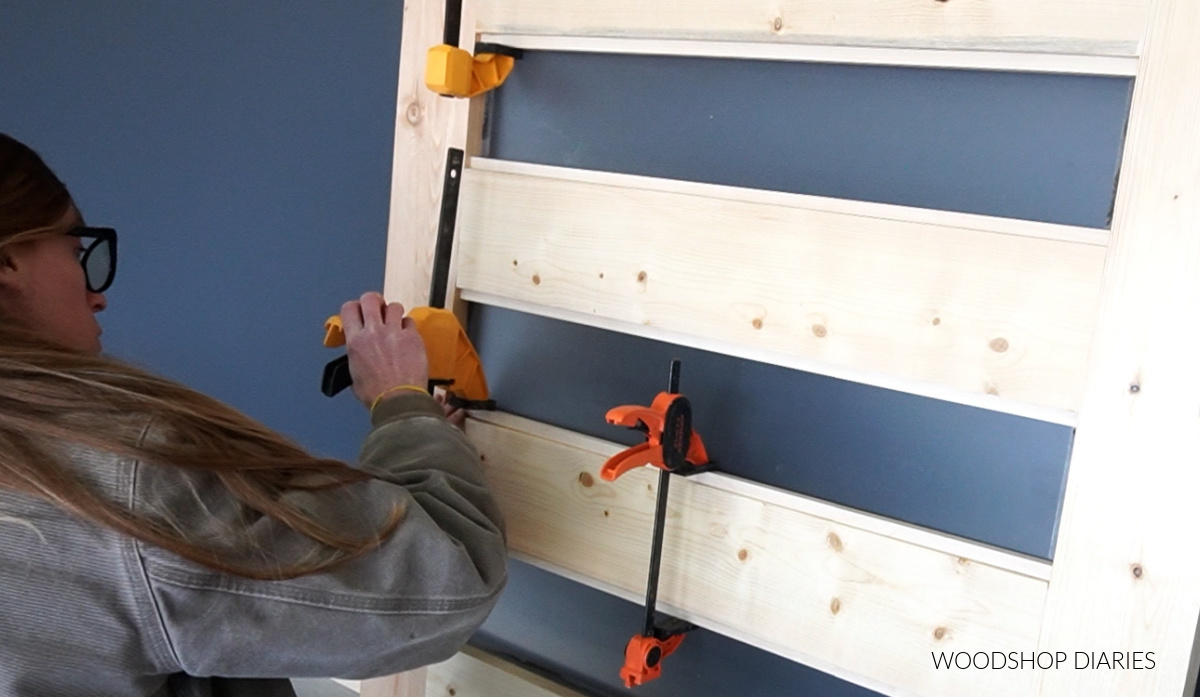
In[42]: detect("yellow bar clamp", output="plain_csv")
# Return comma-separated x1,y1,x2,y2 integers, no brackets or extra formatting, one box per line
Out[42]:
425,42,522,99
324,307,492,404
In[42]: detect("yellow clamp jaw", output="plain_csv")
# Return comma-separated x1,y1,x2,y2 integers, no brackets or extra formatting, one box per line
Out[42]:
425,42,522,99
324,308,493,406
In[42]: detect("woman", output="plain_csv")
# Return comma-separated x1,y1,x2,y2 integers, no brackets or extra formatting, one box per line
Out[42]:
0,133,506,697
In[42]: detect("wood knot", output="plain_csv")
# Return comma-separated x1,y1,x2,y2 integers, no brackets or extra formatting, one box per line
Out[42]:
827,532,843,552
752,318,764,330
931,317,941,326
737,549,749,562
957,557,970,567
637,270,648,283
985,384,1000,396
511,259,518,267
1131,563,1143,579
773,16,784,31
448,688,457,697
989,337,1009,353
578,472,594,488
603,509,610,517
934,626,948,640
599,272,605,279
1129,383,1141,394
405,102,422,125
830,597,841,615
532,274,541,285
812,324,827,338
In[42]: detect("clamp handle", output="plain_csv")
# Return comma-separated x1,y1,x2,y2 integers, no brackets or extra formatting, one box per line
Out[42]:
599,442,658,482
601,392,710,481
620,633,686,688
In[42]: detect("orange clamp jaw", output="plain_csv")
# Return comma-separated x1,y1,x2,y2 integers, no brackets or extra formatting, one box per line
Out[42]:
600,392,709,482
621,633,685,688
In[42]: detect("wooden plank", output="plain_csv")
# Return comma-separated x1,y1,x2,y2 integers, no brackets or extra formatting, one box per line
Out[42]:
476,0,1148,57
382,0,479,311
481,34,1139,77
466,411,1050,697
1036,0,1200,694
426,646,587,697
372,0,483,693
455,161,1108,417
360,670,424,697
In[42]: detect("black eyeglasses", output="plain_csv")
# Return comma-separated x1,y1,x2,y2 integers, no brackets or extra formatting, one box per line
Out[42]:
66,226,118,293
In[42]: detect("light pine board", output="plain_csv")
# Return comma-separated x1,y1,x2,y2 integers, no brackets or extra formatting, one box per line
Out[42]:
382,0,480,312
466,411,1050,697
455,160,1108,418
426,646,587,697
372,0,482,693
359,671,423,697
1036,0,1200,694
476,0,1148,56
479,34,1139,77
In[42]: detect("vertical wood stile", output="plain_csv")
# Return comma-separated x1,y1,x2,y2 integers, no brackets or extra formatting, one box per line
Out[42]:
1037,0,1200,694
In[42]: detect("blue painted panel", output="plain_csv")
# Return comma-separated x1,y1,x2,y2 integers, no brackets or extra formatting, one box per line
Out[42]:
475,560,884,697
467,50,1130,697
469,306,1072,559
490,51,1131,228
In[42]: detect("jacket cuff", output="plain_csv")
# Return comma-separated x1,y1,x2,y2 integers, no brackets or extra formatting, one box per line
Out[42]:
369,390,444,428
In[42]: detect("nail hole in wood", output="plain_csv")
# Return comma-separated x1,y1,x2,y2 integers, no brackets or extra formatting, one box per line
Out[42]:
603,510,610,517
511,259,518,267
773,17,784,31
1131,563,1143,579
406,103,421,125
1130,383,1141,394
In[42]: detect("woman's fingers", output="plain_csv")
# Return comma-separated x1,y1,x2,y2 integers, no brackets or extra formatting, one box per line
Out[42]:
359,291,386,328
340,293,401,343
340,292,429,409
339,299,363,341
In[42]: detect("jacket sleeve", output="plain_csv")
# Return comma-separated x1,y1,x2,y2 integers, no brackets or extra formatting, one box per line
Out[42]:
130,392,507,680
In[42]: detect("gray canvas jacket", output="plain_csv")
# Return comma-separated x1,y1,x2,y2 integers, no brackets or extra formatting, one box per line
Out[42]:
0,392,507,696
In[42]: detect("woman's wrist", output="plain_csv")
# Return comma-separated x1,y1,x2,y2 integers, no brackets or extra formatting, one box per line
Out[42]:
369,384,429,414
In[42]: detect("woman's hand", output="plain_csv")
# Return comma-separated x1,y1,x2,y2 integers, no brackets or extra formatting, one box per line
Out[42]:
340,292,429,410
435,392,466,428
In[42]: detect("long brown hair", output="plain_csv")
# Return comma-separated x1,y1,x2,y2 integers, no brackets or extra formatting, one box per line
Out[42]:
0,133,402,580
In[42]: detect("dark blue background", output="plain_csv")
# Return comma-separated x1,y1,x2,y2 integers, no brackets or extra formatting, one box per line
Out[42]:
1,1,402,461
